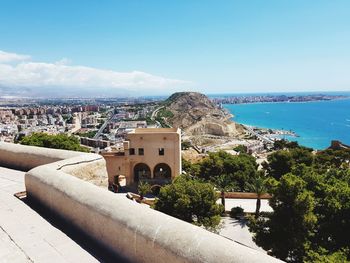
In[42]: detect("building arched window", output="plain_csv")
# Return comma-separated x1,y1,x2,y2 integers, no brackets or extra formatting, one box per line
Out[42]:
133,163,151,182
153,163,171,179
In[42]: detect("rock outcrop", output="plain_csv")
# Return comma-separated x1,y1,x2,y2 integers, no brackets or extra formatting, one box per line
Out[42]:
164,92,238,137
329,140,350,150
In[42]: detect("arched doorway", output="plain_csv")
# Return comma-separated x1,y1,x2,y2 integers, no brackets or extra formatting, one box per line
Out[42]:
133,163,151,183
153,163,172,179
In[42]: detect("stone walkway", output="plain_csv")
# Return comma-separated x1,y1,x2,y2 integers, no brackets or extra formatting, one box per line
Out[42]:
0,167,99,263
219,217,265,252
217,198,271,253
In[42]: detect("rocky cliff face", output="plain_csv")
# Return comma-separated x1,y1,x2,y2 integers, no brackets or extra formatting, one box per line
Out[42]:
164,92,238,137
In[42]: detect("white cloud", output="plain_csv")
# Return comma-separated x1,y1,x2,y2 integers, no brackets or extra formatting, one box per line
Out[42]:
54,57,72,65
0,50,31,63
0,50,190,91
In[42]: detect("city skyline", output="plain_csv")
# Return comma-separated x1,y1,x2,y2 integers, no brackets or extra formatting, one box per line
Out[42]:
1,1,350,97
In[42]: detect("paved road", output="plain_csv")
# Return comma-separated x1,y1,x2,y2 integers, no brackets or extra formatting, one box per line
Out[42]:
93,108,114,139
244,125,274,144
151,106,164,120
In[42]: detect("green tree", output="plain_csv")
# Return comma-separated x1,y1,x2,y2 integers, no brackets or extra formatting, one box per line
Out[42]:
199,151,257,191
247,172,267,218
304,248,349,263
199,151,225,180
181,141,191,150
181,157,200,177
249,174,317,262
266,150,294,179
154,175,223,230
20,132,89,152
273,139,301,150
314,148,350,172
233,145,247,153
265,146,314,180
251,146,350,262
290,147,314,167
212,174,235,209
303,169,350,255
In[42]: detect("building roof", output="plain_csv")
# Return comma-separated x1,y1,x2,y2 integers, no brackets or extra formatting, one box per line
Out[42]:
130,128,180,134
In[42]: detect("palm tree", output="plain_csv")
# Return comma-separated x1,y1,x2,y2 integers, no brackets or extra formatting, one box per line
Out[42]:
138,181,151,201
213,174,234,210
247,173,267,218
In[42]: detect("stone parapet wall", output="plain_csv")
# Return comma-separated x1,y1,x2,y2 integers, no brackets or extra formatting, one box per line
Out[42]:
0,142,82,171
0,142,283,263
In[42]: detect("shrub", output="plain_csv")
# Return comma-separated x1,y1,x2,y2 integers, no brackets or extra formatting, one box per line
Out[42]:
230,206,244,219
20,132,89,152
181,141,191,150
138,181,151,200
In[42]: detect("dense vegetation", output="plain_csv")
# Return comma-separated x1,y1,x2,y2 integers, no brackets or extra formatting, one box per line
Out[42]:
249,142,350,262
181,151,263,219
157,108,174,118
181,140,350,262
263,146,313,180
183,150,258,192
20,132,90,152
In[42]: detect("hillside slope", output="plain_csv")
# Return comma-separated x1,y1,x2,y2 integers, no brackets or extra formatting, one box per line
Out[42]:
162,92,239,137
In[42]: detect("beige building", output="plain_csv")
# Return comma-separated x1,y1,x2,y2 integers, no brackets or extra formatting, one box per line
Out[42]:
102,128,181,189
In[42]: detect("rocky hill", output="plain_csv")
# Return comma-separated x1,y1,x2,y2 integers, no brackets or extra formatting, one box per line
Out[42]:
161,92,240,137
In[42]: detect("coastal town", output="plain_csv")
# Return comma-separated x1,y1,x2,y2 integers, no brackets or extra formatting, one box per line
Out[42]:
0,99,159,147
0,93,304,158
211,94,349,104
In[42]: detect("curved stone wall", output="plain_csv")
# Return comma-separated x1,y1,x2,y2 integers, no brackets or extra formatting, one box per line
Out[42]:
0,142,283,263
0,142,82,171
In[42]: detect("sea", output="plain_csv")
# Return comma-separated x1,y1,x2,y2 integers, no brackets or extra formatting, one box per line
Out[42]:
216,92,350,150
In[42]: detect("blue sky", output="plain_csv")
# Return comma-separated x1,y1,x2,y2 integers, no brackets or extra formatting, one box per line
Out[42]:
1,0,350,96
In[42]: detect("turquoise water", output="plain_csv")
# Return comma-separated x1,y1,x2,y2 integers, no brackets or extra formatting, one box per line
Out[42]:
224,98,350,150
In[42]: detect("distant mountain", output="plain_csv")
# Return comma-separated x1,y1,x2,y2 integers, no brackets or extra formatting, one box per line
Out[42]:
164,92,240,137
0,86,170,98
